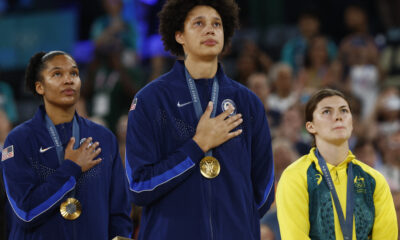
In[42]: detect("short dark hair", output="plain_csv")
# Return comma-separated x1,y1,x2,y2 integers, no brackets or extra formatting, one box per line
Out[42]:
25,51,72,97
158,0,239,56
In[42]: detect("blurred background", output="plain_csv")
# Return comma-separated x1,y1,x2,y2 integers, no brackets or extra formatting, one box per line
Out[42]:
0,0,399,239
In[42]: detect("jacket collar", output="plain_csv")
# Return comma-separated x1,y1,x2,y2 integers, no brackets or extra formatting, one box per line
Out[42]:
308,147,356,173
32,105,81,130
170,60,229,86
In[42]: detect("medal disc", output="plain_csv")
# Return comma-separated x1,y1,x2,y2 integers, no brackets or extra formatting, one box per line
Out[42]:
200,156,220,179
60,198,81,220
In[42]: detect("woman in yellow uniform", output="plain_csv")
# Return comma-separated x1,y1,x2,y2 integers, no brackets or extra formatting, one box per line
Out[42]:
276,88,398,240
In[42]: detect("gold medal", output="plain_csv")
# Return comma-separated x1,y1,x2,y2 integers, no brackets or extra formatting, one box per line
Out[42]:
60,198,81,220
200,156,220,179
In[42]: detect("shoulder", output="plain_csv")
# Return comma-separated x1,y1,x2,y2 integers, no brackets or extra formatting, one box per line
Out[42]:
80,117,117,141
282,154,312,177
134,70,177,101
277,155,311,197
352,159,388,185
5,119,34,144
225,78,264,110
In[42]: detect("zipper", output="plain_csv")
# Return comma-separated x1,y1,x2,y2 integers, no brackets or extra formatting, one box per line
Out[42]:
335,170,340,184
208,180,214,240
207,78,214,240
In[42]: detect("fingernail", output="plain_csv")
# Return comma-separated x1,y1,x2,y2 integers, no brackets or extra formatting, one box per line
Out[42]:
209,101,213,106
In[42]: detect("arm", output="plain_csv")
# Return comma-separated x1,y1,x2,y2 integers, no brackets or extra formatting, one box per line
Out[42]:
108,134,133,238
126,92,243,206
250,99,275,217
125,95,205,206
2,133,82,228
371,173,398,239
276,167,311,240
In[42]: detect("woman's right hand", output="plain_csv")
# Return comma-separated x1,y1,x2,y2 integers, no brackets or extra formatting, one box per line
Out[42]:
193,102,243,153
64,137,102,172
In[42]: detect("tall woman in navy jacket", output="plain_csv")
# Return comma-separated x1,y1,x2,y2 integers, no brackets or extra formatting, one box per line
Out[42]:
125,0,275,239
1,51,132,239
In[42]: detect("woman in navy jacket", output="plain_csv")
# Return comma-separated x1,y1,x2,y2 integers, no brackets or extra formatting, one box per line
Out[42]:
125,0,275,239
1,51,132,239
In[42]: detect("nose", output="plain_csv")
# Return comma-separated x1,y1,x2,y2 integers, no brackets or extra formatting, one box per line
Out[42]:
205,23,215,35
64,76,73,85
335,110,343,121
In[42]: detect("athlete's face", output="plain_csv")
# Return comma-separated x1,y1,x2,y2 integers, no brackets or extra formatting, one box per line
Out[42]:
35,54,81,109
306,96,353,146
175,5,224,60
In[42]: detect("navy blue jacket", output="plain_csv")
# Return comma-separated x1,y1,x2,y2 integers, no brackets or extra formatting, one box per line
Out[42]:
125,61,275,240
1,106,132,239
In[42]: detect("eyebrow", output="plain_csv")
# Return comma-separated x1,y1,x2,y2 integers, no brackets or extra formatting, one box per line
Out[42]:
192,16,221,21
320,105,348,109
48,66,78,71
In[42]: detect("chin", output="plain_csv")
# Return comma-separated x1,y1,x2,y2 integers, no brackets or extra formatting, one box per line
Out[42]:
200,52,220,61
202,46,223,55
329,136,350,145
59,99,78,108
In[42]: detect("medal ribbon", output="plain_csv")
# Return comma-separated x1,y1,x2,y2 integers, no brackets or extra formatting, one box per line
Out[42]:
185,67,219,157
45,114,80,164
315,149,354,240
45,114,80,200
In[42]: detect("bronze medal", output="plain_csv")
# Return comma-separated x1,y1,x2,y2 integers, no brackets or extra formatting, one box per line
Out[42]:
200,156,220,179
60,198,81,220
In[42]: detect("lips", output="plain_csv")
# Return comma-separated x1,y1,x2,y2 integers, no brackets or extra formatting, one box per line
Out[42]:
62,88,76,96
202,39,218,46
333,126,346,130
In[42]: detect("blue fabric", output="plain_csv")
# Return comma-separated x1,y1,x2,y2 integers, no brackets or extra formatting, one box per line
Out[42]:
127,156,195,192
3,175,75,222
125,60,275,240
257,171,275,209
2,106,132,239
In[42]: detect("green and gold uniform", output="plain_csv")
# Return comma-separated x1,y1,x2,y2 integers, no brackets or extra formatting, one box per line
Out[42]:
277,148,398,240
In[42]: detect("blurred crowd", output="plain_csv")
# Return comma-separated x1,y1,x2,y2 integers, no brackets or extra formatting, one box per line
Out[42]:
0,0,399,239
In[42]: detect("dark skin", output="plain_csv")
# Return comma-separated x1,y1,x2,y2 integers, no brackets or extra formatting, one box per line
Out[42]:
176,5,243,152
65,137,102,172
36,54,102,172
193,102,243,153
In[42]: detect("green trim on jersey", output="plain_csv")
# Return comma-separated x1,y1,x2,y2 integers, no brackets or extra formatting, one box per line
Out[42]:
307,162,376,239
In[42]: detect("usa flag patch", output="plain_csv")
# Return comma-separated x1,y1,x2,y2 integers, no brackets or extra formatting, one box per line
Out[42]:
130,98,138,111
1,145,14,161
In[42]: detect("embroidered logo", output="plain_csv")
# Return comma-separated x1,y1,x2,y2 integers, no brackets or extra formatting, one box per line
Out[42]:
130,98,138,111
39,146,54,153
315,173,323,185
177,101,193,108
354,176,366,193
221,99,236,116
2,145,14,161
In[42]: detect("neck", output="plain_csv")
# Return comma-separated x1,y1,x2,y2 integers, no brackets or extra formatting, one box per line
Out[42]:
184,55,218,79
44,103,75,125
316,140,349,166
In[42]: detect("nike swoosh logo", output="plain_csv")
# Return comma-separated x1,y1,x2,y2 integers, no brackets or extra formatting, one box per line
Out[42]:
177,101,193,108
40,146,54,153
